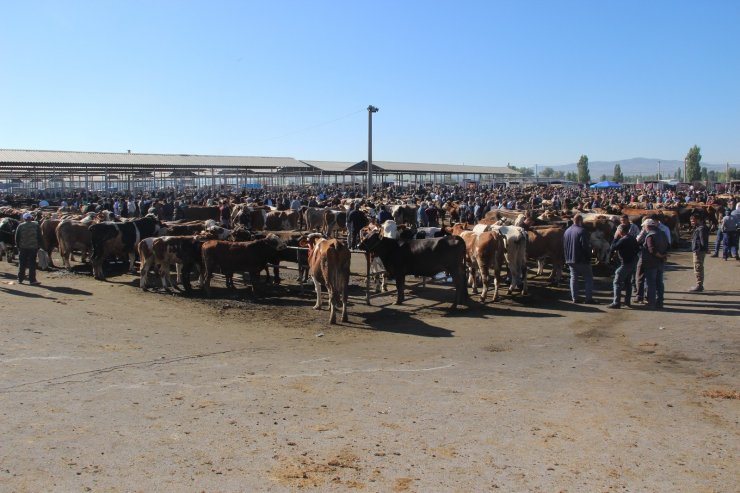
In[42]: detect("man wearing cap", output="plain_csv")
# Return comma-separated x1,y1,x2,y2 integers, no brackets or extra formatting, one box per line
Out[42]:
689,213,709,292
563,214,597,304
15,212,43,285
641,218,669,309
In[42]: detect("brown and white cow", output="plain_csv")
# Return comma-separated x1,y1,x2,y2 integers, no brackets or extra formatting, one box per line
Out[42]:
473,224,528,295
459,230,506,302
138,235,205,292
301,233,351,324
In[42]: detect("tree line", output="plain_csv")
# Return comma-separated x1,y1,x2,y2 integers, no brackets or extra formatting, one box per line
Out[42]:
507,146,737,184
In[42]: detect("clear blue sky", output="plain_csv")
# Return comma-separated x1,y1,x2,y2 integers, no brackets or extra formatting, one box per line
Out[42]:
1,0,738,166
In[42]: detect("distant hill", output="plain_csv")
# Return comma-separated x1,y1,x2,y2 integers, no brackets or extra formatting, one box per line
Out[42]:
544,157,727,178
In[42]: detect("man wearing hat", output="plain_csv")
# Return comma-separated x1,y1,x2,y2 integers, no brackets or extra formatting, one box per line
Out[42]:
640,218,669,309
15,212,43,285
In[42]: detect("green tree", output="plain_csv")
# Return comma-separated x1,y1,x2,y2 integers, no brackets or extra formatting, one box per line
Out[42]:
553,170,565,179
674,167,682,181
540,167,555,178
708,170,718,182
612,163,624,183
685,145,702,182
508,164,534,177
599,174,607,182
700,167,709,182
577,155,591,183
566,171,578,182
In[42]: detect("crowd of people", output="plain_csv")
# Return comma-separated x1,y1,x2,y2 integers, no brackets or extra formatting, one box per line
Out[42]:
5,182,739,310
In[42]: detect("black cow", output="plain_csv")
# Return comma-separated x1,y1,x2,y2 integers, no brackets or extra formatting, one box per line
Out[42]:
90,215,162,280
358,231,468,309
0,217,19,262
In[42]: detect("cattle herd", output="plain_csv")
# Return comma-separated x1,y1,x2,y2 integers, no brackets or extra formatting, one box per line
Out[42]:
0,192,734,325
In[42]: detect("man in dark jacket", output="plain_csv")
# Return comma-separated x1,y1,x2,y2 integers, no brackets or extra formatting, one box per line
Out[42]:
14,212,42,285
607,224,640,308
563,214,596,304
346,203,369,249
689,213,709,292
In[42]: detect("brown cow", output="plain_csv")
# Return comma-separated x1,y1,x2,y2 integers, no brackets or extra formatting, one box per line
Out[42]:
526,226,565,283
201,234,287,297
56,219,92,270
40,218,61,268
302,233,351,324
265,210,299,231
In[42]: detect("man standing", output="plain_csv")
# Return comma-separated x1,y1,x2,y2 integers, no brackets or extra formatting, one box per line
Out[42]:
719,210,738,260
564,214,597,304
641,219,669,309
607,224,640,308
689,213,709,292
346,203,368,250
15,212,42,285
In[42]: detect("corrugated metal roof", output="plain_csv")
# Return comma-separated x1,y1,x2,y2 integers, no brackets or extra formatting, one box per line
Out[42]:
348,161,520,175
0,149,307,169
300,160,364,172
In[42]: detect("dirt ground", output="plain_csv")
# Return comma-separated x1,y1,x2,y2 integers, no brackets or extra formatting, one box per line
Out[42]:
0,244,737,492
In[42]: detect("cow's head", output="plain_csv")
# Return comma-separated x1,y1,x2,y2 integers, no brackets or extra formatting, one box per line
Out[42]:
265,233,287,251
357,231,383,252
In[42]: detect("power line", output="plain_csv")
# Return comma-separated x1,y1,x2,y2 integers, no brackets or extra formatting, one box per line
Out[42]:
258,108,366,143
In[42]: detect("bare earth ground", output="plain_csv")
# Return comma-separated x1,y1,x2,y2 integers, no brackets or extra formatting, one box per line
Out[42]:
0,245,737,492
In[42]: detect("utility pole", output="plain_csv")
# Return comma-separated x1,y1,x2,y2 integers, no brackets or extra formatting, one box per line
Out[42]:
683,157,687,184
367,105,379,198
658,160,661,181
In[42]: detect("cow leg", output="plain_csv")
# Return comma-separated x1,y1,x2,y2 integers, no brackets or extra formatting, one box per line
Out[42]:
467,260,479,294
340,279,349,323
492,263,500,302
139,255,154,290
328,287,337,324
313,277,322,310
521,261,529,296
394,277,405,305
536,259,545,277
60,245,72,270
175,263,183,285
128,252,137,273
479,262,489,302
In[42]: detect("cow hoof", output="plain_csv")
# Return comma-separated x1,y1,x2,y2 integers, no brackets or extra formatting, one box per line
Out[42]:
522,290,529,296
313,305,321,311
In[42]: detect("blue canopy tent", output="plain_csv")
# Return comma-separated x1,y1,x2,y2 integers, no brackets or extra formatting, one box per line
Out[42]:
590,180,621,189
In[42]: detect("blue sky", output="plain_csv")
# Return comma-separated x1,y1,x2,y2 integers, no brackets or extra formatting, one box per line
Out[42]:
1,0,738,166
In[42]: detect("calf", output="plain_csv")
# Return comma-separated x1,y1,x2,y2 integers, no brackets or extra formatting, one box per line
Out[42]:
358,232,467,309
302,233,351,324
201,234,287,297
139,235,205,292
